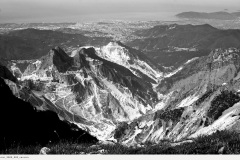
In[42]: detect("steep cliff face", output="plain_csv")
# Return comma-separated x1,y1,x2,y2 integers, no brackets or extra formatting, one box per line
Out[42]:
16,45,159,141
0,65,98,149
96,42,163,82
115,48,240,146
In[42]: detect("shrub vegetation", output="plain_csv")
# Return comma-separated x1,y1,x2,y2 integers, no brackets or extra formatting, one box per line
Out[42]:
2,130,240,154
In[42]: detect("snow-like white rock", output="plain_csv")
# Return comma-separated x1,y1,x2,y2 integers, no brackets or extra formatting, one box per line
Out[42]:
96,42,162,82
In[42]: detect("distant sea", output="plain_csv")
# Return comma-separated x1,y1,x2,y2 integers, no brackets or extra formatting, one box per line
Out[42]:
75,12,179,22
1,12,179,23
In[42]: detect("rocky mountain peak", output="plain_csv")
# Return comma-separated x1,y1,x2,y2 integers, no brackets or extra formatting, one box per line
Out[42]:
98,42,162,82
12,45,160,141
4,36,240,147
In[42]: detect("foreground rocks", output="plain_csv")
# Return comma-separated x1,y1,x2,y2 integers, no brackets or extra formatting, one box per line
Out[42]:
39,147,51,155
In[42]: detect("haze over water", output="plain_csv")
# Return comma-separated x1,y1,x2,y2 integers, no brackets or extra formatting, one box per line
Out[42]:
0,0,239,23
3,12,178,23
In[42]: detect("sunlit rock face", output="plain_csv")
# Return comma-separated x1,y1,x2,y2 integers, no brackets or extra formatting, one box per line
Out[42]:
15,45,158,141
0,65,98,147
115,48,240,146
96,42,163,82
7,44,240,146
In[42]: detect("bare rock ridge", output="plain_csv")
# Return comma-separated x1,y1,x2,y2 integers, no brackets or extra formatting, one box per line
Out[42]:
13,45,159,142
114,48,240,146
0,64,97,150
7,40,240,147
113,41,162,72
44,46,74,73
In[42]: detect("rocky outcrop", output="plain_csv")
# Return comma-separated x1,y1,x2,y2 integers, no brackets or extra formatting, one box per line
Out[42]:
39,147,51,155
97,41,163,82
113,48,240,146
0,64,97,150
15,45,159,142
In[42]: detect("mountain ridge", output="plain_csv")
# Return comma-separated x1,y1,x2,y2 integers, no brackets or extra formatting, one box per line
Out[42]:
127,24,240,68
2,23,240,147
0,64,98,149
0,28,112,61
15,45,159,141
176,11,240,20
6,42,240,146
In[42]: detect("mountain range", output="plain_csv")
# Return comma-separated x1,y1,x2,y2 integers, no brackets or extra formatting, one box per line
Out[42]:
0,28,111,62
1,23,240,148
176,11,240,20
127,24,240,68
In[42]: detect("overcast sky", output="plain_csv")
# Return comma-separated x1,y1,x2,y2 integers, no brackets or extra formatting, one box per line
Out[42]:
0,0,239,23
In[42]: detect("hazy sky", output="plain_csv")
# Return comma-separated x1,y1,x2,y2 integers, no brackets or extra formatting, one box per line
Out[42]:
0,0,239,23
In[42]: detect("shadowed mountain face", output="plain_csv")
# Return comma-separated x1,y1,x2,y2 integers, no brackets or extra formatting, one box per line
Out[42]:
176,11,240,20
127,24,240,68
0,64,18,83
232,12,240,17
0,66,98,150
0,28,112,61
